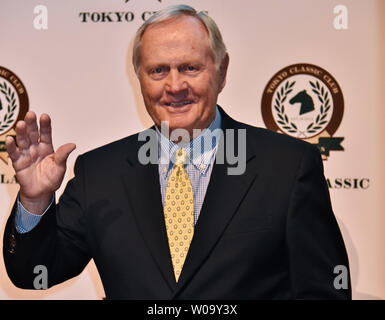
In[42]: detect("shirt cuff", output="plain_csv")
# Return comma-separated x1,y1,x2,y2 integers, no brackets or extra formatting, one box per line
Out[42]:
15,195,54,234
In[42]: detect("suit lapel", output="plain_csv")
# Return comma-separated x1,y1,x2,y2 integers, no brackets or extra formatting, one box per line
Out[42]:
173,110,259,297
120,109,260,297
121,138,177,292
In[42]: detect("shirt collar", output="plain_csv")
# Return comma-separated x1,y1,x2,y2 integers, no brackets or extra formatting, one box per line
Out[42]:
156,106,222,176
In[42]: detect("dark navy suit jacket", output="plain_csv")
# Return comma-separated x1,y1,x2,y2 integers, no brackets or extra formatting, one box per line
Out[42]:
3,107,351,299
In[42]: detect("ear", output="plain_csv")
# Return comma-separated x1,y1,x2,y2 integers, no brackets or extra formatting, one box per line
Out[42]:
218,53,229,93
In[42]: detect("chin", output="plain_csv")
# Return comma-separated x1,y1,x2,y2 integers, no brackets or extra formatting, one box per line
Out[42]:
166,113,194,129
168,121,193,132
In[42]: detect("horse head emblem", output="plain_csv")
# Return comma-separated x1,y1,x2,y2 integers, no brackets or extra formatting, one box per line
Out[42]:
289,90,314,115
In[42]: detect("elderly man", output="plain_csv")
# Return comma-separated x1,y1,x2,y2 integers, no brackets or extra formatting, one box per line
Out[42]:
3,5,350,299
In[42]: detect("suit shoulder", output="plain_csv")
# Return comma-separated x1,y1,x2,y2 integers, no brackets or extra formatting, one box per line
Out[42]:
78,131,143,163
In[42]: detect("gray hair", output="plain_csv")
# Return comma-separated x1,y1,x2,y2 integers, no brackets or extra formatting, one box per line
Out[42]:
132,4,227,73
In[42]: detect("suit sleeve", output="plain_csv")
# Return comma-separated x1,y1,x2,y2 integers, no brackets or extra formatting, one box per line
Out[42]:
286,144,351,299
3,155,91,289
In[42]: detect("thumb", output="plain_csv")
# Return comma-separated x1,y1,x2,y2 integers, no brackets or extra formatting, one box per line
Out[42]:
55,143,76,166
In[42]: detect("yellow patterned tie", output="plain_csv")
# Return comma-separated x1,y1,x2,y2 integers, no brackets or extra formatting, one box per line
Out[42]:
164,148,194,282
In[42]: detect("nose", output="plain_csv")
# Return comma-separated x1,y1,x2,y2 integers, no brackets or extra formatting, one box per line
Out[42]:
165,69,188,96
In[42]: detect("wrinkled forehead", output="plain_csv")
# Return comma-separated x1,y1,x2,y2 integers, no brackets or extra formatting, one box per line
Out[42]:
134,14,218,73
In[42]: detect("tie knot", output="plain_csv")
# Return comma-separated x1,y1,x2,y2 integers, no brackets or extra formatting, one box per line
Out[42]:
174,148,188,166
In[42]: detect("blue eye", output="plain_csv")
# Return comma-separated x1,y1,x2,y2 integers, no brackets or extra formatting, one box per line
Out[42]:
185,65,198,72
150,66,168,79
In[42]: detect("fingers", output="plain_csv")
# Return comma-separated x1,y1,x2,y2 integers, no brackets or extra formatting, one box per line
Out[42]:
11,112,70,166
14,111,39,150
39,113,53,145
14,112,52,147
15,120,30,150
25,111,39,144
55,143,76,166
5,135,20,162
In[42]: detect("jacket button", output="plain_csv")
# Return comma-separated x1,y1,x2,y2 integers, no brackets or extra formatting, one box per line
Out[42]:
8,234,16,254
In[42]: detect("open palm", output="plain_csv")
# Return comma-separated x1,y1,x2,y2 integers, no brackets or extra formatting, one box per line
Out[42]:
5,111,76,214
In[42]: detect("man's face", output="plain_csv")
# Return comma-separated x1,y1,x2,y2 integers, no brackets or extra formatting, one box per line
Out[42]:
137,15,228,139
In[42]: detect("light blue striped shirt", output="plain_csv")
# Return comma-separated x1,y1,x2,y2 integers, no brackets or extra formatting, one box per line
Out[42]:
15,107,222,232
15,198,54,233
157,107,222,225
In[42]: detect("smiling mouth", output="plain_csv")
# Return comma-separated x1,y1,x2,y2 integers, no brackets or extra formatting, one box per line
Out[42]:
164,101,194,107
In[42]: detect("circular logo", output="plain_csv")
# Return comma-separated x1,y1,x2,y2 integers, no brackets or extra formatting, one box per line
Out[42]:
261,63,344,158
0,66,29,163
0,66,29,135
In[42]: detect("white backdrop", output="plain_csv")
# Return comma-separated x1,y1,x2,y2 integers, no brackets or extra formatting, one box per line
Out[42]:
0,0,384,299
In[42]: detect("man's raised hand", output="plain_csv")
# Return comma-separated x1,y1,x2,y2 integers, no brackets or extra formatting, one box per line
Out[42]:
5,111,76,214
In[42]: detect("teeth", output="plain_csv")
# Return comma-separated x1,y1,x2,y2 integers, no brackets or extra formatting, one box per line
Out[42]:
167,101,192,107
